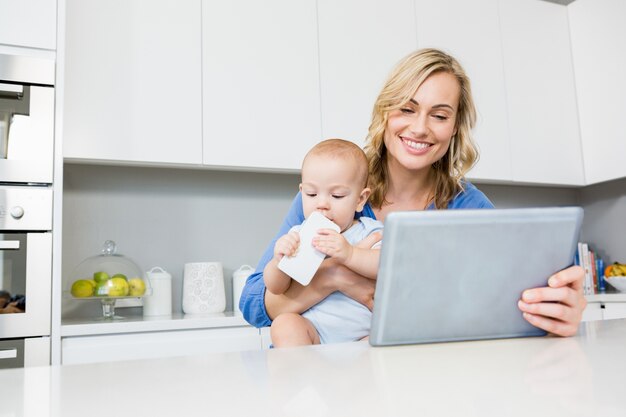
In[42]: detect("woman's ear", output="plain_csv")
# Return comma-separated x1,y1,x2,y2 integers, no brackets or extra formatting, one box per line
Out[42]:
357,188,371,211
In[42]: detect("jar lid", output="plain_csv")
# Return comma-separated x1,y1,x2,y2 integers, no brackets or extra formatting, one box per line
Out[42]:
147,266,171,280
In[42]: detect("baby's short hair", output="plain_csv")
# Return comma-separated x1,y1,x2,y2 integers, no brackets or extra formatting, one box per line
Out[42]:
303,139,369,187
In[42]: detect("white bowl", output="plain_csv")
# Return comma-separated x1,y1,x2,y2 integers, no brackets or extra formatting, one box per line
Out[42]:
605,276,626,292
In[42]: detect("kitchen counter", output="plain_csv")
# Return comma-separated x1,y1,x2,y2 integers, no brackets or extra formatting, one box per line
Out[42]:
2,319,626,417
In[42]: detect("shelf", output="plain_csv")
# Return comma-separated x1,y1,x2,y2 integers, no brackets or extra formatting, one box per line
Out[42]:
585,292,626,303
61,311,250,337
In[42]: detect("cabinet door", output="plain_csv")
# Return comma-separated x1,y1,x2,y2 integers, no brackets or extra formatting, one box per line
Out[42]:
0,0,57,50
61,327,261,365
581,302,603,322
202,0,320,171
318,0,417,147
603,303,626,321
415,0,511,183
499,0,584,186
569,0,626,185
63,0,203,164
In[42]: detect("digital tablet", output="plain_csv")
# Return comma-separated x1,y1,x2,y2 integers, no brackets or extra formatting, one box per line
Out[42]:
369,207,583,346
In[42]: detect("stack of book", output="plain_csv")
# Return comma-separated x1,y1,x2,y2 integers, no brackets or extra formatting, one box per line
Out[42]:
575,242,606,295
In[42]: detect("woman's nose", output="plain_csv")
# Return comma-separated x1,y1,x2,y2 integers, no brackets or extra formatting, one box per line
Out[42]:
409,114,428,136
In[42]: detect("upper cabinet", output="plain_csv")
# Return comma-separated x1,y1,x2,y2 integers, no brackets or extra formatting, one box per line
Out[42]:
317,0,417,148
60,0,624,186
63,0,202,165
499,0,584,186
202,0,320,171
0,0,57,50
414,0,512,183
569,0,626,185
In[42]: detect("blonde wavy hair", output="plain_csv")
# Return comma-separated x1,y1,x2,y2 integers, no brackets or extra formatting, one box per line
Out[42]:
363,48,479,209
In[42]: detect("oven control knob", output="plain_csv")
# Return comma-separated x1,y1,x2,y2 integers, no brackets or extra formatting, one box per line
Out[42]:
10,206,24,219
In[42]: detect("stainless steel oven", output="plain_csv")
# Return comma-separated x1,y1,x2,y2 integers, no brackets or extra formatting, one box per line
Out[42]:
0,186,52,332
0,186,52,368
0,52,55,184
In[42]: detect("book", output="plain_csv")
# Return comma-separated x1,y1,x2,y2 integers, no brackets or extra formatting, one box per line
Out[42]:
581,243,593,295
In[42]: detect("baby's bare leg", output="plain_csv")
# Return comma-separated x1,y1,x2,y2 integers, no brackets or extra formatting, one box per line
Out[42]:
270,313,320,348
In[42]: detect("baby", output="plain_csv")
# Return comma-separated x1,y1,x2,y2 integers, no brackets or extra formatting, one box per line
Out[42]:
264,139,383,347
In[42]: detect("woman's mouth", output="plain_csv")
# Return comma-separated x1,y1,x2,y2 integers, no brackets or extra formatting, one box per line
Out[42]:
401,137,432,153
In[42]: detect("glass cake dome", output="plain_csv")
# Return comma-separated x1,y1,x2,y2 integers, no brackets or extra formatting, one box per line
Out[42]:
68,240,149,319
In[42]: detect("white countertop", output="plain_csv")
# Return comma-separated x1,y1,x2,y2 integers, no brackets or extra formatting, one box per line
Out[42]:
61,311,250,337
2,319,626,417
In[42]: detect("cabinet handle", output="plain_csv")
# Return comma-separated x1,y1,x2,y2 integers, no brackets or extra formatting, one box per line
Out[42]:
0,349,18,359
0,240,20,250
0,83,24,99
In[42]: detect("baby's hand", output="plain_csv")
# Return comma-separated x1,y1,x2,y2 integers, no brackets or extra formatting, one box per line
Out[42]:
274,231,300,260
312,229,353,265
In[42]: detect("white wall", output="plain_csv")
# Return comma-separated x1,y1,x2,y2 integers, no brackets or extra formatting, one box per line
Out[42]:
578,177,626,264
62,164,299,318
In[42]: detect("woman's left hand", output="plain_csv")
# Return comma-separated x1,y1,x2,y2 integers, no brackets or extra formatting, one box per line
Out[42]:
517,265,587,337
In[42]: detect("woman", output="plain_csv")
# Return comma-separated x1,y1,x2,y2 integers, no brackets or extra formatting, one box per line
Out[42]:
240,48,586,338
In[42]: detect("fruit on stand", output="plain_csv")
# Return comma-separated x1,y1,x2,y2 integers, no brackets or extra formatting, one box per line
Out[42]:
72,272,144,298
93,271,110,284
108,277,130,296
128,277,146,296
71,279,95,297
605,262,626,277
94,280,109,296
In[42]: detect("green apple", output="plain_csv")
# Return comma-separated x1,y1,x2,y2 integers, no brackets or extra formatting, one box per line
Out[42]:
71,279,94,298
112,273,128,282
128,277,146,296
93,271,110,284
95,281,109,296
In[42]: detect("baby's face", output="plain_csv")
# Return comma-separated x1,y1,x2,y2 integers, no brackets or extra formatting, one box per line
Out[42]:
300,155,369,232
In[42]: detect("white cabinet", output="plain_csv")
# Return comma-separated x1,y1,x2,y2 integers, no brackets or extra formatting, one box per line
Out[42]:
202,0,320,171
569,0,626,185
317,0,417,147
414,0,512,183
582,302,603,322
0,0,57,50
499,0,584,186
583,294,626,321
63,0,202,165
62,327,262,365
602,303,626,321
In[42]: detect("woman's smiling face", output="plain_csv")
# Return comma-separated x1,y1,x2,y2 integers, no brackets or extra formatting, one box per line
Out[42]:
383,71,460,174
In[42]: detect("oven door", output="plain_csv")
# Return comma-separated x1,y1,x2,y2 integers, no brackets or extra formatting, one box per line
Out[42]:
0,232,52,338
0,84,54,184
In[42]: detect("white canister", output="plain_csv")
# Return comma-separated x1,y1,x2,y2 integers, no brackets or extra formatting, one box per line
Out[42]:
182,262,226,314
232,265,254,316
143,267,172,317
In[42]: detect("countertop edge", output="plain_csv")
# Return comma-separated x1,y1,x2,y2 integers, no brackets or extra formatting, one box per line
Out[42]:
61,312,252,337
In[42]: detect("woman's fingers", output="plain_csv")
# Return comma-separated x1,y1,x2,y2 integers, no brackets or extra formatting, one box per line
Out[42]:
518,265,587,337
548,265,584,291
520,310,579,337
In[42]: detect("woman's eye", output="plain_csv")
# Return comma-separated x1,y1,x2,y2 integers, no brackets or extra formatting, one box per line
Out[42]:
433,114,448,121
400,108,414,114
